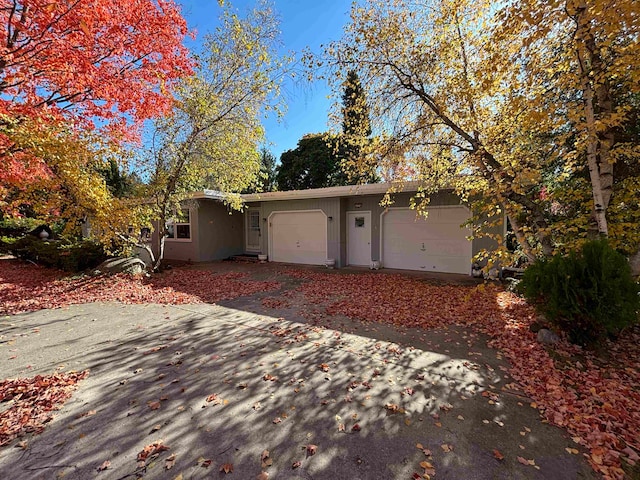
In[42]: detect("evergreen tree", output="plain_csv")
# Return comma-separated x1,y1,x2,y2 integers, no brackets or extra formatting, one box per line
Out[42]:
339,70,378,183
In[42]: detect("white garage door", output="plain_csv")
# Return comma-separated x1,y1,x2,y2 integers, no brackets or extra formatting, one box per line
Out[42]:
382,207,472,274
270,211,327,265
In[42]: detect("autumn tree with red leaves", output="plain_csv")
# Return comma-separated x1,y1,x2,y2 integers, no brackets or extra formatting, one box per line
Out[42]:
0,0,192,219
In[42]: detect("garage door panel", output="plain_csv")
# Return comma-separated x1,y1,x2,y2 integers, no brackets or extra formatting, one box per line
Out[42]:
270,211,327,265
382,207,471,275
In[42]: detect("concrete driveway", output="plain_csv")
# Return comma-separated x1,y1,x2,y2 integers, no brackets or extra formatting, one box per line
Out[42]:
0,264,597,479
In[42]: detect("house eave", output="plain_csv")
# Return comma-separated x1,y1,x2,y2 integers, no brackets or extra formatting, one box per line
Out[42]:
240,181,430,203
192,189,229,201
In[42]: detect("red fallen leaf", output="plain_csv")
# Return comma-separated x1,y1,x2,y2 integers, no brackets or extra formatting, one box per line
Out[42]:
292,461,302,469
220,462,233,473
591,453,603,465
137,441,169,462
412,473,422,480
148,401,161,410
385,403,401,413
306,444,318,456
517,456,535,466
403,387,415,396
263,374,278,382
319,363,330,372
256,472,269,480
623,447,640,463
97,460,111,471
0,371,89,447
261,449,272,468
493,449,505,461
206,393,220,403
420,460,436,476
352,424,361,432
144,345,168,354
201,458,212,468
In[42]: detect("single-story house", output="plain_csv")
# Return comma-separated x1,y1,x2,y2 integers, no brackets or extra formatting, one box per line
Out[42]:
155,182,504,275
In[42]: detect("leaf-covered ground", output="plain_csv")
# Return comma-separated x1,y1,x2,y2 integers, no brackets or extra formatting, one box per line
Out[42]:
0,260,280,315
280,269,640,479
0,371,89,447
1,260,638,479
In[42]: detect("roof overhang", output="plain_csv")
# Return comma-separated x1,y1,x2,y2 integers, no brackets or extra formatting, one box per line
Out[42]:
240,181,426,203
192,189,229,201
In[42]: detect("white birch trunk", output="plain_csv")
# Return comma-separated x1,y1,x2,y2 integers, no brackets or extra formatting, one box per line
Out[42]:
577,42,608,237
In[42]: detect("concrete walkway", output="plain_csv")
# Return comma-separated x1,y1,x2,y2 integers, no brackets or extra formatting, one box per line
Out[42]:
0,294,597,479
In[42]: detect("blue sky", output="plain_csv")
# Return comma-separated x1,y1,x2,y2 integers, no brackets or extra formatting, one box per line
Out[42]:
178,0,353,160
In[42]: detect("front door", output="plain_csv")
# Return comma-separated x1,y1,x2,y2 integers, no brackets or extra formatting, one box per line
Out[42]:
246,209,261,252
347,211,371,266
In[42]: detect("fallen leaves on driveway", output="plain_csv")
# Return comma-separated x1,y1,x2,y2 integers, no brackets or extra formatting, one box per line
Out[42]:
0,260,280,315
286,269,640,480
0,371,89,447
2,260,639,479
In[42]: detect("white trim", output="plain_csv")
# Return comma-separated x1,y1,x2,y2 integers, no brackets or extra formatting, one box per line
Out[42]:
379,206,472,273
242,181,428,203
346,210,371,266
245,208,262,252
165,207,192,243
267,209,328,264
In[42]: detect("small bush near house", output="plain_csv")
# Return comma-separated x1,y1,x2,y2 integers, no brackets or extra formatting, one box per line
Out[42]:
0,217,42,238
519,239,640,345
0,236,18,254
10,236,107,272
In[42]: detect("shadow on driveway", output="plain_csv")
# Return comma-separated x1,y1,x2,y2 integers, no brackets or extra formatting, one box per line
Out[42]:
0,263,597,479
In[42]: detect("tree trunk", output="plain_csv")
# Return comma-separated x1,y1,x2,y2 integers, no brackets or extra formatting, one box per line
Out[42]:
153,210,168,272
505,212,537,263
576,44,608,237
574,2,611,238
154,235,165,272
629,248,640,278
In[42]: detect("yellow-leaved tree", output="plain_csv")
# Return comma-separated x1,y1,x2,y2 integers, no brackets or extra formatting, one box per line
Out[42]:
0,114,138,245
137,0,290,269
323,0,640,273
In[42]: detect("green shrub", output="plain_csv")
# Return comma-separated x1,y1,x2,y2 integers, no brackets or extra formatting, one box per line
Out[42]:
0,217,42,237
10,236,107,272
519,239,640,345
0,236,18,254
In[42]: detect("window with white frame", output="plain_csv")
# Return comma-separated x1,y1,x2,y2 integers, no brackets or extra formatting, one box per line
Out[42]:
166,208,191,241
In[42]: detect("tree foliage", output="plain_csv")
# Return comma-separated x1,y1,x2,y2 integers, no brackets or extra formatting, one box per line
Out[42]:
0,0,192,190
276,133,346,190
0,0,193,248
336,70,379,184
324,0,640,272
140,0,289,268
0,115,137,243
244,147,278,193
